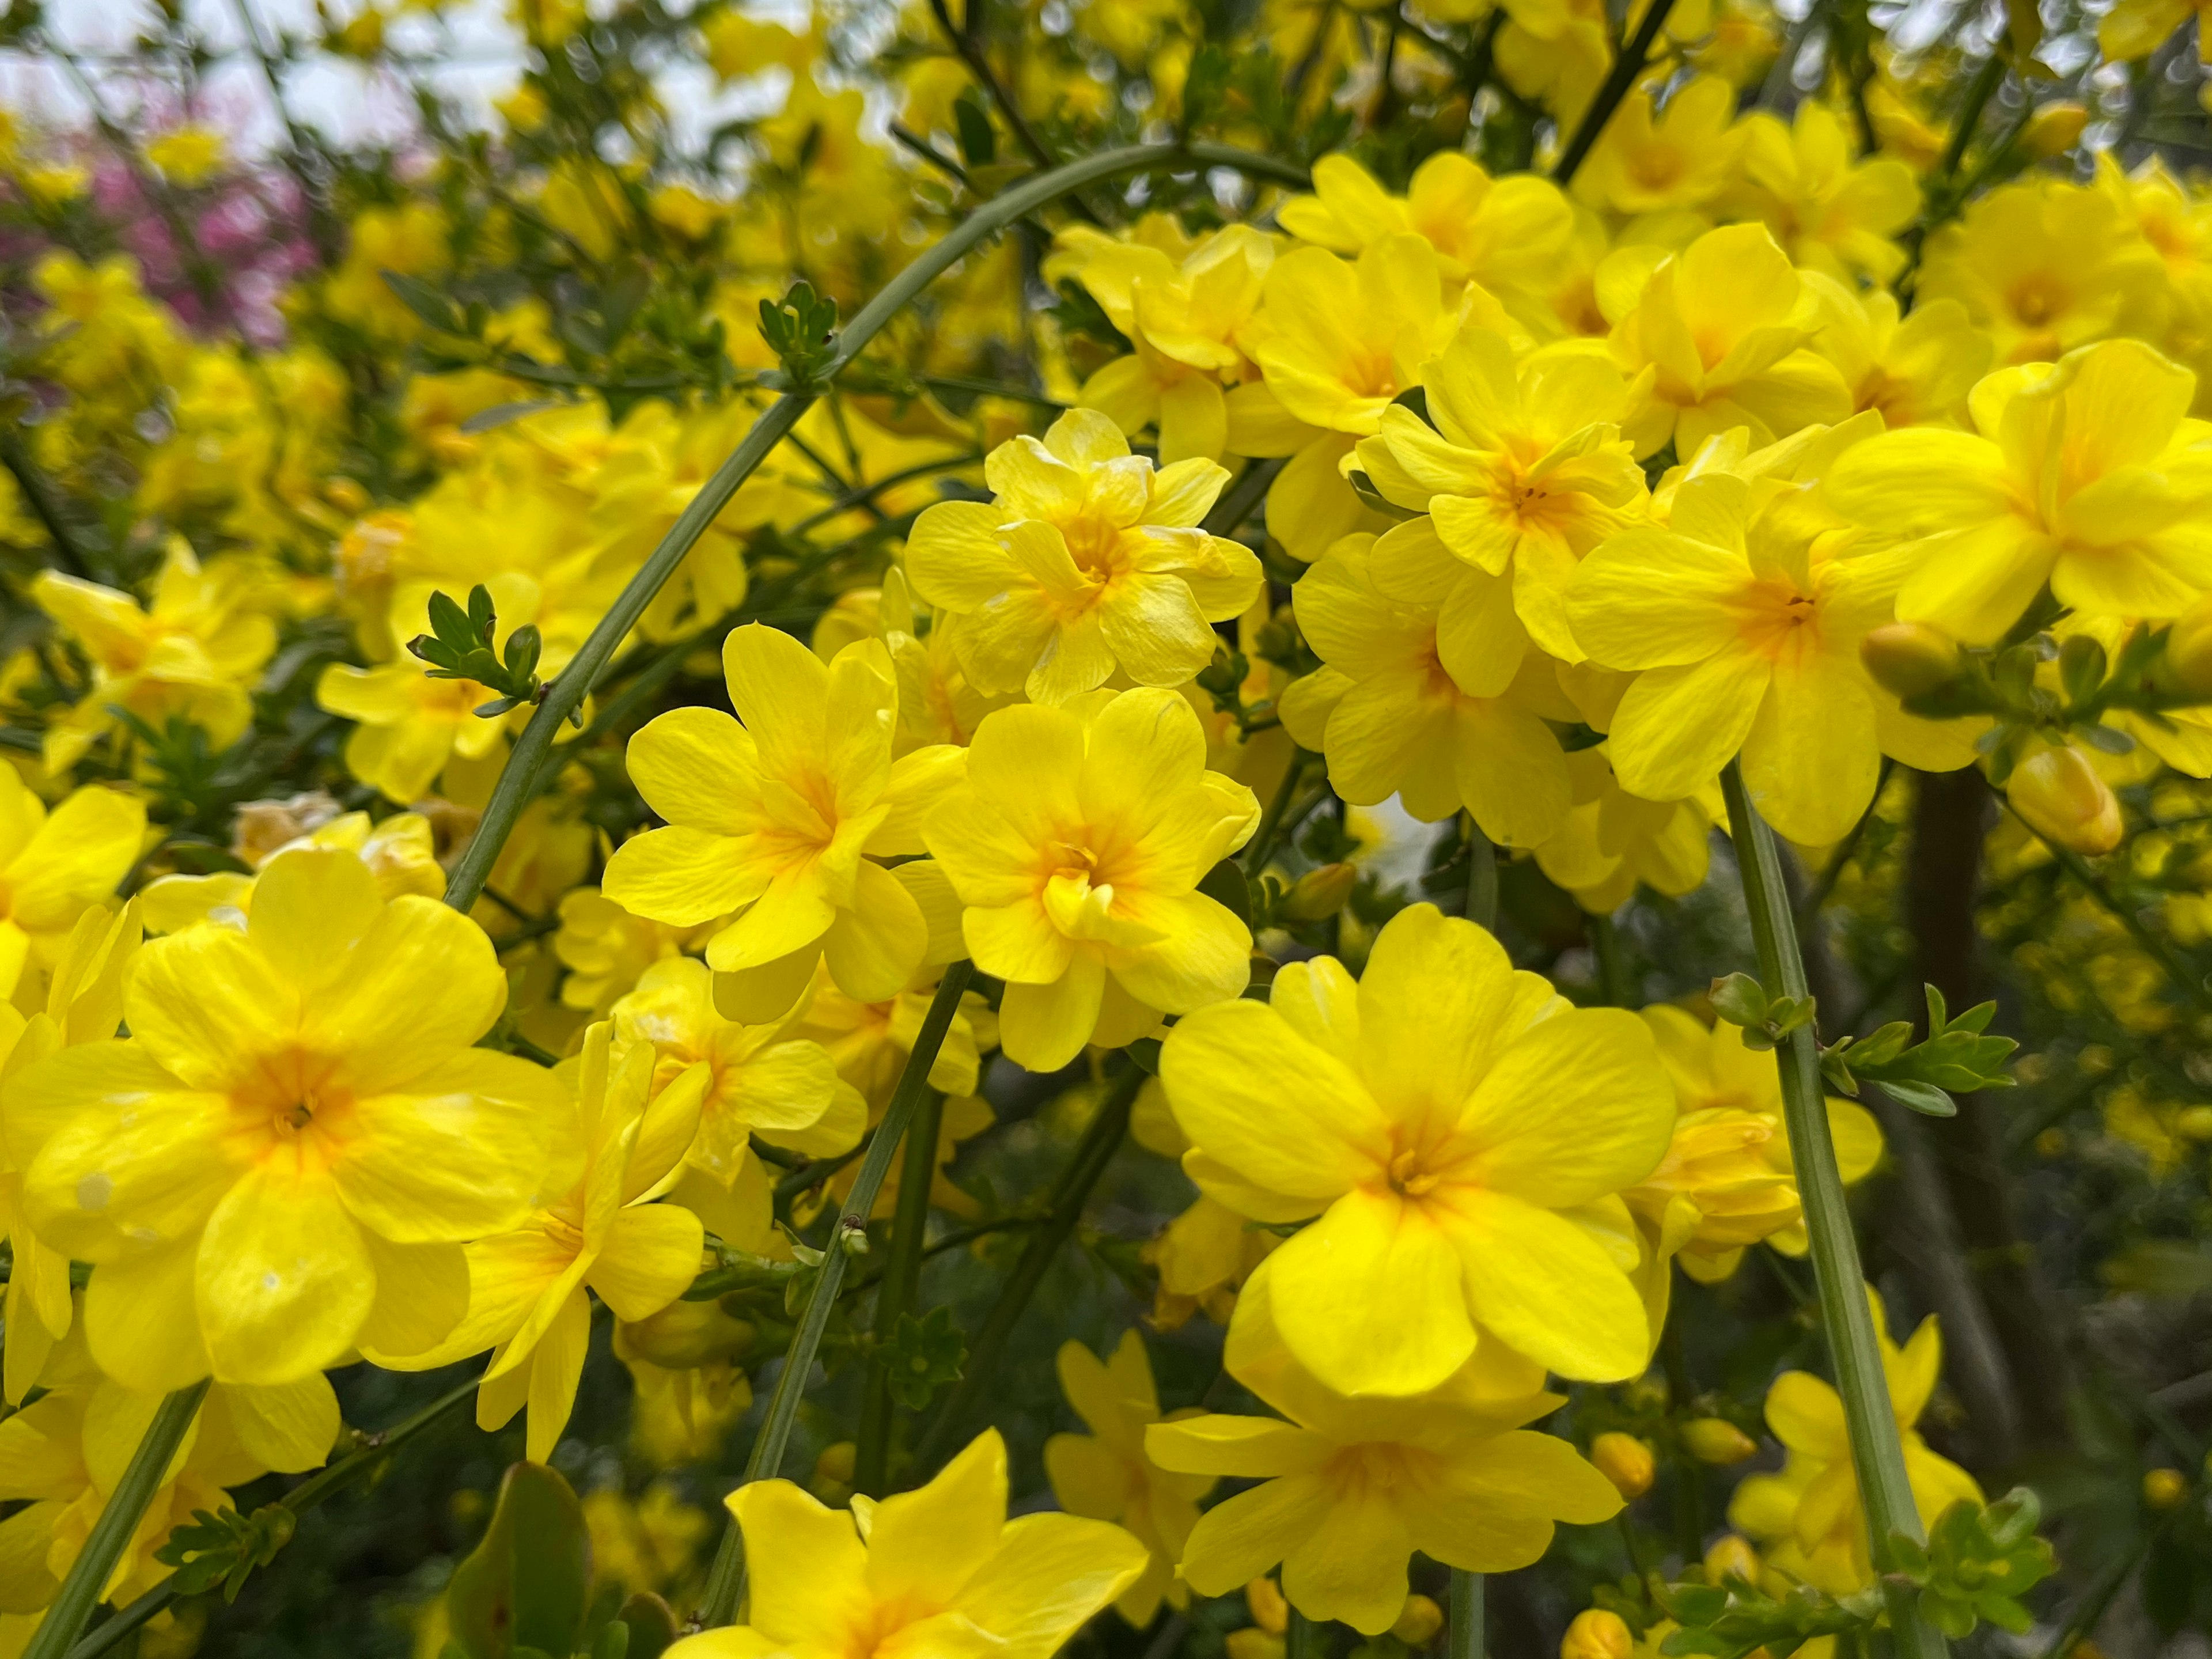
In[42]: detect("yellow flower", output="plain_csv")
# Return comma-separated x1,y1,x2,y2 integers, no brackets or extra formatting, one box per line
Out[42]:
1159,903,1673,1395
1529,746,1717,914
1605,223,1853,459
1573,77,1747,218
603,624,965,1022
662,1429,1147,1659
1494,0,1611,125
0,1325,333,1618
1279,532,1577,847
609,956,863,1193
1045,1332,1216,1626
904,408,1262,704
617,1297,757,1468
1565,423,1976,843
1143,1193,1279,1330
1354,322,1646,662
1732,101,1919,285
1,903,143,1402
2100,0,2212,64
1916,179,2169,368
925,688,1258,1071
1727,1292,1982,1594
1640,1003,1884,1241
1804,276,1991,429
34,540,277,775
1047,225,1275,464
387,1023,704,1463
1824,339,2212,643
141,809,441,936
9,846,562,1389
1247,233,1470,560
0,768,141,1003
552,888,724,1019
143,124,228,186
1275,153,1575,308
1145,1269,1622,1633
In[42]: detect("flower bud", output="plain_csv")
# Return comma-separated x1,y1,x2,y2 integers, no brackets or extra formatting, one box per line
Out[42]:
1859,622,1960,700
1246,1577,1289,1637
1282,861,1358,922
1562,1608,1634,1659
1681,1418,1758,1465
2007,747,2123,856
2168,593,2212,697
2020,101,2088,158
812,1440,856,1503
1703,1534,1762,1586
1591,1431,1657,1498
1393,1594,1444,1645
2145,1467,2188,1510
2181,1106,2212,1141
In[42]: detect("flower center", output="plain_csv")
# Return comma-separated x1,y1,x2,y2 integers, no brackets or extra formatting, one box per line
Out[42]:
1387,1147,1440,1198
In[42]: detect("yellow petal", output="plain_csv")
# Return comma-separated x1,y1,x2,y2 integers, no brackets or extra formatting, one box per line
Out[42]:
198,1163,374,1385
1266,1187,1476,1397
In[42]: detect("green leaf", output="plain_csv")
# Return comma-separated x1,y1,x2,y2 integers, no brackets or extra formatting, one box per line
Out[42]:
615,1592,679,1659
445,1463,592,1659
953,91,997,166
381,270,468,335
1875,1078,1957,1117
1198,857,1253,928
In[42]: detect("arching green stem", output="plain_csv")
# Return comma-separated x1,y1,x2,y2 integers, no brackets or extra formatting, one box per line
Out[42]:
441,140,1307,914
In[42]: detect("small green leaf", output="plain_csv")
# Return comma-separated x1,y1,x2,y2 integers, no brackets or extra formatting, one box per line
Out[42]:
445,1463,592,1659
1709,973,1769,1033
883,1305,967,1409
1875,1078,1957,1117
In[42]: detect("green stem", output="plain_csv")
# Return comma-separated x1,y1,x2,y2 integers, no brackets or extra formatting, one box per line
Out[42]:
440,140,1304,914
1449,1569,1484,1659
1243,752,1316,873
696,961,976,1627
910,1064,1140,1474
1464,817,1498,931
65,1374,483,1659
1719,763,1944,1659
25,1382,210,1659
1201,456,1286,538
1590,911,1627,1007
2020,810,2212,1013
0,428,92,577
854,1082,948,1497
1552,0,1679,184
1287,1607,1320,1659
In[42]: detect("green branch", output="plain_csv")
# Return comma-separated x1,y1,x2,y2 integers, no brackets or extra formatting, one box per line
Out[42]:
694,961,977,1628
1720,763,1945,1659
441,139,1308,915
908,1063,1139,1474
26,1383,211,1659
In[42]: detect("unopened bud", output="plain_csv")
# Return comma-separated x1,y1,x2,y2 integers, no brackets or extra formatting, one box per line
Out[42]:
1562,1608,1634,1659
1682,1418,1759,1465
812,1440,856,1503
2008,746,2123,856
1282,862,1358,921
1703,1533,1762,1585
1592,1431,1657,1498
2144,1467,2188,1510
2181,1106,2212,1141
1393,1594,1444,1645
1860,622,1960,700
2168,594,2212,697
2020,100,2088,158
1246,1577,1289,1637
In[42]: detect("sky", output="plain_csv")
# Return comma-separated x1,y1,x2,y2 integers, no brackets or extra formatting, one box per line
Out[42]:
0,0,777,158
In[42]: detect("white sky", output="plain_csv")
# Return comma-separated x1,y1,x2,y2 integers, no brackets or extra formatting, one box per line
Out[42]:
0,0,783,158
